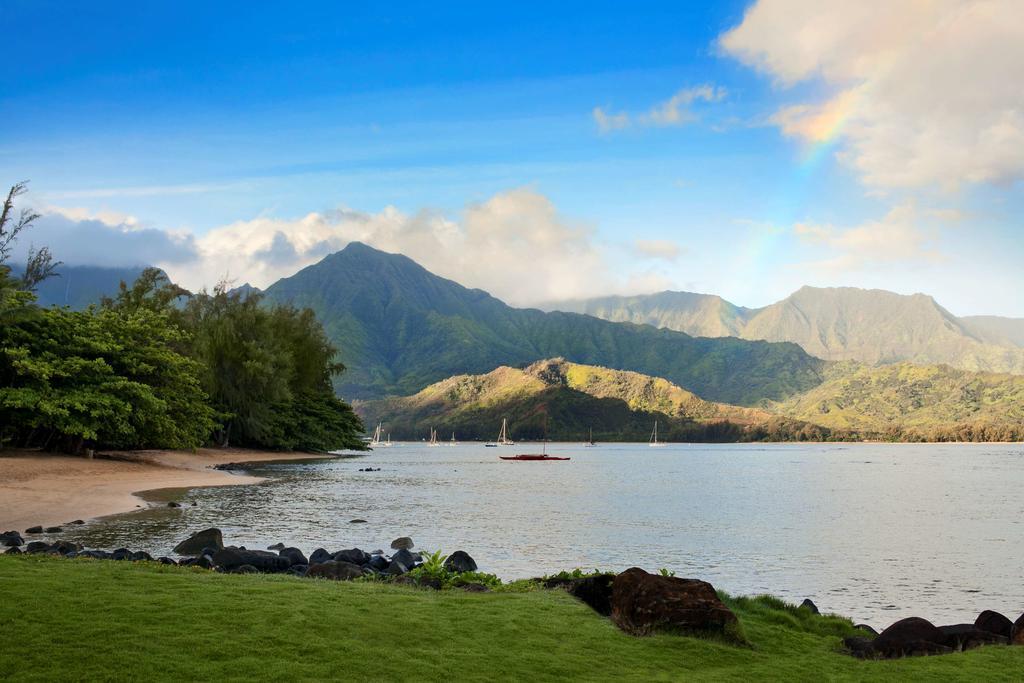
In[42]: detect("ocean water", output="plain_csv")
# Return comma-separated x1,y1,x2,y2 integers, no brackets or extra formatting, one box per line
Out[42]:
63,442,1024,628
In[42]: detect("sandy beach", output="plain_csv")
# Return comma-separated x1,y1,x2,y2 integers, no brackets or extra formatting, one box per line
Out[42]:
0,448,335,532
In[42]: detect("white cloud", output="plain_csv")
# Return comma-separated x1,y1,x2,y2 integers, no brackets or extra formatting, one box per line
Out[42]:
720,0,1024,190
593,85,726,132
632,239,683,261
592,107,630,133
61,188,658,306
793,203,942,271
14,208,197,268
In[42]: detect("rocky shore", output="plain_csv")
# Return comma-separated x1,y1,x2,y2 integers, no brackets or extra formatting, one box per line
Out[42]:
3,526,1022,660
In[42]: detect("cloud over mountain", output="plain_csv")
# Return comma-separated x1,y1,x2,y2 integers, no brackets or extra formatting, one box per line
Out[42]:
720,0,1024,190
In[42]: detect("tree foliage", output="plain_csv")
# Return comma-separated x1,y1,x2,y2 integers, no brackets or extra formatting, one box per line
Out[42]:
0,184,364,453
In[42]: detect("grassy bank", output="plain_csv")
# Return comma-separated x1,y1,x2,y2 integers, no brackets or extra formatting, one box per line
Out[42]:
1,556,1021,681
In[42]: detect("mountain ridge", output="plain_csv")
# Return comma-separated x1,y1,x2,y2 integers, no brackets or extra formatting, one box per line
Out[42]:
550,285,1024,374
262,242,826,404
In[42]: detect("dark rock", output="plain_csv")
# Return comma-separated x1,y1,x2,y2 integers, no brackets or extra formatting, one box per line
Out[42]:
157,557,177,565
609,568,739,639
391,548,416,568
69,520,85,525
81,550,111,560
5,546,22,555
25,526,43,534
349,519,368,524
130,551,154,562
172,528,224,555
193,555,215,569
200,546,219,558
566,574,616,616
51,540,83,555
212,547,290,573
167,501,181,508
460,582,490,593
974,610,1014,639
386,560,409,576
367,555,389,572
25,541,50,554
279,547,309,567
938,623,1008,651
267,542,286,551
1,531,24,547
844,636,876,658
231,564,259,574
800,599,820,614
443,550,478,573
309,548,332,565
854,624,879,636
287,564,308,577
418,577,443,590
333,548,370,566
44,526,62,533
306,560,364,581
872,617,950,658
1013,612,1024,646
390,536,414,550
112,548,132,561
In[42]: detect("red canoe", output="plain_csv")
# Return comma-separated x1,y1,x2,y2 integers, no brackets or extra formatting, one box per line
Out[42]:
499,454,571,461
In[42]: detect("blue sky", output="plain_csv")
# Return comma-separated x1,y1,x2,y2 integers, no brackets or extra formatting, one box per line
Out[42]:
2,1,1022,315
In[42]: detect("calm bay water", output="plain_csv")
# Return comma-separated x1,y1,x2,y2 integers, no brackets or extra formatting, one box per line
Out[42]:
64,442,1024,628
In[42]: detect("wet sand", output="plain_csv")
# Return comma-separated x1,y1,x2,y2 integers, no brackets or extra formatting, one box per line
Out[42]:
0,448,335,531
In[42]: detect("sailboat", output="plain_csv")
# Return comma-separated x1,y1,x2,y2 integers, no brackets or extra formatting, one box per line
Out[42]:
649,420,667,448
584,427,597,447
448,432,457,447
370,422,391,447
486,418,515,446
500,414,569,461
427,428,440,447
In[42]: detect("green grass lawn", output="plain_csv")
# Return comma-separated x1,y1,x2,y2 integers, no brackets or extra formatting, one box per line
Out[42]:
1,556,1021,681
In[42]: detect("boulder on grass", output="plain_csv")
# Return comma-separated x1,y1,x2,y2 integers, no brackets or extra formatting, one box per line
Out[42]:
212,547,290,573
566,574,615,616
173,528,224,556
306,560,363,581
309,548,332,565
443,550,478,573
974,610,1014,639
1013,613,1024,646
279,547,308,567
609,568,739,639
5,546,22,555
25,541,50,554
391,548,417,569
938,624,1008,651
333,548,370,566
871,617,951,658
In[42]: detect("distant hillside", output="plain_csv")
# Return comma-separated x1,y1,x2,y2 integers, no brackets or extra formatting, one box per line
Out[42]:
357,358,829,442
550,286,1024,374
961,315,1024,348
33,265,152,309
776,361,1024,440
262,243,826,404
551,291,751,337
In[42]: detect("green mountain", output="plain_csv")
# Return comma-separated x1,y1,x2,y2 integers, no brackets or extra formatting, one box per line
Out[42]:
551,286,1024,374
262,242,825,404
551,291,751,337
33,265,152,310
357,358,828,442
775,361,1024,440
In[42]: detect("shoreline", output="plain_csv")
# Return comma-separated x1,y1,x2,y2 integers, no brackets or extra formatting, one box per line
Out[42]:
0,448,349,531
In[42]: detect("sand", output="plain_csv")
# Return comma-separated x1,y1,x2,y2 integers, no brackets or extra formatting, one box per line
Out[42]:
0,448,335,532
